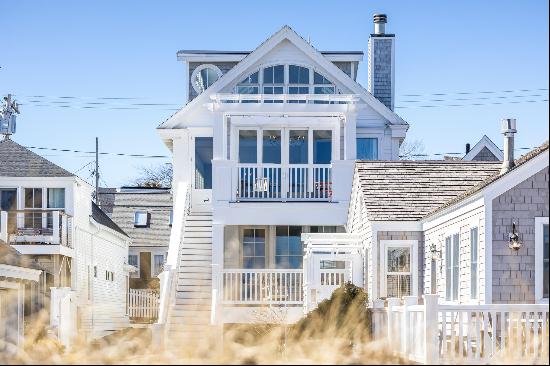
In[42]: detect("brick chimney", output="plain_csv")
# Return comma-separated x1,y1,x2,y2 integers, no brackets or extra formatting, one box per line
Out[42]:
500,118,517,174
368,14,395,111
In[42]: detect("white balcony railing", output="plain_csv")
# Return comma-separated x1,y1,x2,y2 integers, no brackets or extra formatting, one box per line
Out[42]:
237,164,332,202
222,269,303,305
212,93,360,105
2,210,73,248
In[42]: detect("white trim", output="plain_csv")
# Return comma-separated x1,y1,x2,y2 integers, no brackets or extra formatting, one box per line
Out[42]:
372,221,423,232
463,135,503,161
0,263,42,282
535,216,549,304
159,26,408,130
379,240,418,298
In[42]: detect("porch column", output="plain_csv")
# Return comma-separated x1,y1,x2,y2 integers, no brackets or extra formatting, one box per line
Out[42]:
343,112,357,160
211,223,224,326
212,112,225,160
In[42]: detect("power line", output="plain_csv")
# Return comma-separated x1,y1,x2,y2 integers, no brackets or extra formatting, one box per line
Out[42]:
23,145,169,159
395,98,548,109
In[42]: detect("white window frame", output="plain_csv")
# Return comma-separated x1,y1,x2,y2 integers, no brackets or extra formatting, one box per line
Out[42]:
445,233,460,302
380,240,418,298
134,211,149,227
470,227,479,300
535,217,549,304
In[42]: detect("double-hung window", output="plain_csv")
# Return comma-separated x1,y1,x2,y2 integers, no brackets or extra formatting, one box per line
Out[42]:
128,254,138,268
275,226,303,269
24,188,43,229
386,247,412,298
47,188,65,228
470,227,479,300
242,228,266,269
445,234,460,301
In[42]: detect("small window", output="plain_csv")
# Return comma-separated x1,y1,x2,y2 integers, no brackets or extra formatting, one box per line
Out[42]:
470,227,479,299
128,254,138,267
153,255,165,276
134,211,149,227
47,188,65,209
357,138,378,160
93,266,98,278
168,211,173,226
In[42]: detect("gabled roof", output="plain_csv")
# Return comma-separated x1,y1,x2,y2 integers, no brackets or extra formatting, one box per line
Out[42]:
159,25,408,130
428,141,549,217
355,160,502,221
0,138,74,177
91,201,129,237
463,135,504,161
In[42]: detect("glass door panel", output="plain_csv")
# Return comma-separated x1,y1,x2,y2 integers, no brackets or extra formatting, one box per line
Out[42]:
288,130,308,199
262,130,282,199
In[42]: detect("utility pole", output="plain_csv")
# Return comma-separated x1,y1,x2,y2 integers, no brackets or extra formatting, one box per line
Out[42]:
0,94,19,140
95,137,99,205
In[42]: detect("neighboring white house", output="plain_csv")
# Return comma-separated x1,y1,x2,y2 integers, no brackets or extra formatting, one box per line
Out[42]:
0,137,132,340
0,243,42,355
156,15,408,337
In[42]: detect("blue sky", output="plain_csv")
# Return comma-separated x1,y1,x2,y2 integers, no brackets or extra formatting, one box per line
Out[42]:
1,0,548,187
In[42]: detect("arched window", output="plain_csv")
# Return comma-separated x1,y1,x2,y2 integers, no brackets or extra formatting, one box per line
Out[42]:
235,65,337,100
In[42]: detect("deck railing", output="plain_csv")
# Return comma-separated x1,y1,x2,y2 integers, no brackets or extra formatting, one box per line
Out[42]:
374,295,550,364
212,93,360,105
2,210,73,248
237,164,332,202
222,269,303,305
128,289,160,322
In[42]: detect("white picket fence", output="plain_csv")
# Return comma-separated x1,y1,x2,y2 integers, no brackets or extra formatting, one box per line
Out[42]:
372,295,549,364
128,289,159,321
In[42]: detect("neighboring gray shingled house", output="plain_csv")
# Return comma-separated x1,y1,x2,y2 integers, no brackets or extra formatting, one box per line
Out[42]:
346,139,549,305
98,187,172,289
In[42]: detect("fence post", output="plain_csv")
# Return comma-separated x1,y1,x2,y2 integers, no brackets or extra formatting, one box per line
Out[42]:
403,296,418,356
371,298,386,339
387,298,400,345
424,294,439,364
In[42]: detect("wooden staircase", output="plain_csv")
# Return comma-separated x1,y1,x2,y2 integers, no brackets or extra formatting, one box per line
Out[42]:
166,211,214,340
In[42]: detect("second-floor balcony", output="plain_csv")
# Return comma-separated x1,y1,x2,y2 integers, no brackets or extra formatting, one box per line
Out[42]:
236,163,332,201
0,209,73,250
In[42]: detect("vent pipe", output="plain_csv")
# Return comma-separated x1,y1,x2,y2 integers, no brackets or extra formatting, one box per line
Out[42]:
500,118,517,174
465,143,471,155
373,14,387,35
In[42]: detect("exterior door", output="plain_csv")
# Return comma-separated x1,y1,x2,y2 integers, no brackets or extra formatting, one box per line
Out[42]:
191,135,213,211
314,257,350,303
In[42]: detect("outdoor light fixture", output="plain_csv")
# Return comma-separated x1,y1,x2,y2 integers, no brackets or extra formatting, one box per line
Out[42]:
508,222,522,251
429,243,441,260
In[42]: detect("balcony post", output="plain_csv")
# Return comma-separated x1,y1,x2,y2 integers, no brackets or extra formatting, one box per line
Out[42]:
61,214,68,247
0,211,7,243
52,211,60,244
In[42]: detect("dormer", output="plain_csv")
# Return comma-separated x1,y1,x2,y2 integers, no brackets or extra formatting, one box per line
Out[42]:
177,49,363,103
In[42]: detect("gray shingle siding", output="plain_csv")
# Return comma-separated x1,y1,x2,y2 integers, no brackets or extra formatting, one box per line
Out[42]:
491,167,549,304
472,147,500,162
369,38,393,110
99,190,172,249
188,62,239,101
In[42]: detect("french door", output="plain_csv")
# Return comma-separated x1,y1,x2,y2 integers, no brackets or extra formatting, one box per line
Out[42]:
191,134,213,211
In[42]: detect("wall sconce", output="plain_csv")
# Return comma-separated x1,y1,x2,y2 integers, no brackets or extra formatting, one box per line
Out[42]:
508,222,522,251
429,243,441,261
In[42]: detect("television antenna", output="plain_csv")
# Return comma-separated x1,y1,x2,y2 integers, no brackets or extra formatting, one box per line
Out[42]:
0,94,20,140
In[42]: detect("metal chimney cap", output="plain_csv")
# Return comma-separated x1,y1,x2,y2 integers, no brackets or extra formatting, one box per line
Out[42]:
373,14,387,24
501,118,517,134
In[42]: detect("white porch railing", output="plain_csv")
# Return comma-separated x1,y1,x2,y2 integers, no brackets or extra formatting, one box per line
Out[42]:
3,210,73,248
237,164,332,201
222,269,303,305
375,295,550,364
212,93,360,105
128,289,160,321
